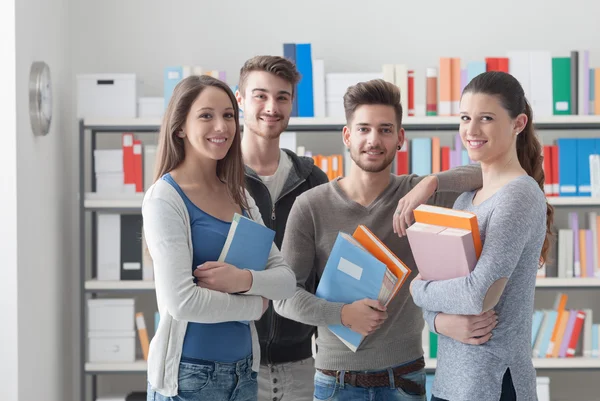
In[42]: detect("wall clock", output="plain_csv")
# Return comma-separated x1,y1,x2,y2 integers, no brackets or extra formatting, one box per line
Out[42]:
29,61,53,136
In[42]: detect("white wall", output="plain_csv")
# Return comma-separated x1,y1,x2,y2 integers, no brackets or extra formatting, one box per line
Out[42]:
71,0,600,105
15,0,75,400
69,1,600,399
0,0,19,399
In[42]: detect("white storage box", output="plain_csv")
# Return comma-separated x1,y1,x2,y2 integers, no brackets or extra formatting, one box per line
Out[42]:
138,97,165,118
94,149,123,173
88,330,135,362
96,172,129,194
77,74,137,119
88,298,135,332
536,377,550,401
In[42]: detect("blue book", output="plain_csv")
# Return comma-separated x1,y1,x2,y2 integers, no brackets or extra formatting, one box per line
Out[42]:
219,213,275,325
218,213,275,272
164,66,184,110
295,43,314,117
531,310,545,348
557,138,578,196
410,138,432,175
283,43,298,117
467,61,486,84
316,232,394,352
536,310,558,358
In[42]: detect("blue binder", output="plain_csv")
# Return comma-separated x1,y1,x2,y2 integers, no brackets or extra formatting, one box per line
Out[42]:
316,232,388,351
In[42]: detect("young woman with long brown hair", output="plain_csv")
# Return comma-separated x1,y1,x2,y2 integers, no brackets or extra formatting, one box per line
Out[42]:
142,75,295,401
408,71,554,401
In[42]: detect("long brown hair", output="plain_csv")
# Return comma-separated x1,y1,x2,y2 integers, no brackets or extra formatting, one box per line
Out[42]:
153,74,248,211
463,71,554,265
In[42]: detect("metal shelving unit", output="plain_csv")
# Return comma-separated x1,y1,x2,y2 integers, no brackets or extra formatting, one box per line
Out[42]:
78,115,600,400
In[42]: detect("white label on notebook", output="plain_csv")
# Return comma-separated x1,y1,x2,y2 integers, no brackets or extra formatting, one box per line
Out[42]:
555,101,569,111
123,262,141,270
560,185,577,193
337,257,363,281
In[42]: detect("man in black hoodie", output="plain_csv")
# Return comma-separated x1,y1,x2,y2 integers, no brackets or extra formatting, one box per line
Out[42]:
236,55,329,401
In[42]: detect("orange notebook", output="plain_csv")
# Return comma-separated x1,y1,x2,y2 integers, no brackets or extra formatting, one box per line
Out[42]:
352,224,412,304
413,204,482,258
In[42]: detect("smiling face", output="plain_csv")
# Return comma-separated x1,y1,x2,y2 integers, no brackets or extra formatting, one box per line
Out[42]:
181,85,237,162
343,104,404,173
459,92,527,165
237,70,293,139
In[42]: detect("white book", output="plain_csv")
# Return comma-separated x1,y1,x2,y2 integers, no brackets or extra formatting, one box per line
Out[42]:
312,59,326,118
394,64,408,113
584,308,593,357
578,50,590,116
529,51,553,118
507,51,532,101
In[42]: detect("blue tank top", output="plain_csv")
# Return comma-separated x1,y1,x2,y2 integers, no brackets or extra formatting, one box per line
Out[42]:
162,173,252,362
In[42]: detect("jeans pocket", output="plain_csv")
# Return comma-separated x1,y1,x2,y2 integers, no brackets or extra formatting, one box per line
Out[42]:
177,363,212,393
313,371,338,401
396,369,426,399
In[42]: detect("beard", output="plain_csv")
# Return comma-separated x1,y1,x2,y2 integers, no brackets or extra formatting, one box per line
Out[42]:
244,112,289,140
349,146,395,173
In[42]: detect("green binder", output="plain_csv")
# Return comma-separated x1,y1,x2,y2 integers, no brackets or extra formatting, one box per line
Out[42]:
552,57,571,115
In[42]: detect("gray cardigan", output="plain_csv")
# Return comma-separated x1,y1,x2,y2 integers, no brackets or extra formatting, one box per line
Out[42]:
142,179,296,397
412,175,547,401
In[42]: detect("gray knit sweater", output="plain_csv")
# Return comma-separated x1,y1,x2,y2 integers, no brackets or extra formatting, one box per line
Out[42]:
274,165,482,371
412,175,547,401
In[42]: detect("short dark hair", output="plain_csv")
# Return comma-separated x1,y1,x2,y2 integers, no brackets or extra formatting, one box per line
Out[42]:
238,55,301,96
343,79,403,127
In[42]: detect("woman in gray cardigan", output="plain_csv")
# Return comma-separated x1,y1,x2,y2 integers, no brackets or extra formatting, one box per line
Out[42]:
142,75,296,400
409,71,553,401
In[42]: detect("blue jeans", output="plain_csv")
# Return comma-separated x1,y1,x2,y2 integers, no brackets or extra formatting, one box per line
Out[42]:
312,365,426,401
147,354,258,401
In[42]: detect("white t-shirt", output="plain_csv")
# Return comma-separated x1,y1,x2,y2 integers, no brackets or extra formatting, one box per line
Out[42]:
258,149,293,202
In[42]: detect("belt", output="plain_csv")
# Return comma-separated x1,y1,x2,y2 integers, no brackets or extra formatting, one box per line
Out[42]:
316,357,425,394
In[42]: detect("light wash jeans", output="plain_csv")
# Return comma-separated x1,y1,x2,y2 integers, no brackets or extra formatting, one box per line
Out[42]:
147,354,257,401
312,365,426,401
257,357,315,401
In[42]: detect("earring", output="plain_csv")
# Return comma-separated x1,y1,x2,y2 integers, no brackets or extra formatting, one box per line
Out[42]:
397,145,402,151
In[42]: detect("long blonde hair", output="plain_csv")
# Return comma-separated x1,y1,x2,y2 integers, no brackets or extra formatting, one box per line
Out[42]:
153,75,248,211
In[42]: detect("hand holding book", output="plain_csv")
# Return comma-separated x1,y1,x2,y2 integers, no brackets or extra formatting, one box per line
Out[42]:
194,261,253,294
340,299,388,336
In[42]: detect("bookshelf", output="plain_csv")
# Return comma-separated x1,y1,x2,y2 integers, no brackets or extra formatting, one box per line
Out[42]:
424,358,600,370
83,357,600,374
79,116,600,401
83,192,600,210
83,115,600,132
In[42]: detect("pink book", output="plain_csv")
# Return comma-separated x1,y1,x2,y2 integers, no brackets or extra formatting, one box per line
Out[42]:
407,222,477,280
586,230,594,278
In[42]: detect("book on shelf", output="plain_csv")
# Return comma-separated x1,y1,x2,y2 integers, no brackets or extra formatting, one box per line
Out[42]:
316,225,411,352
531,293,600,358
540,211,600,279
407,204,481,281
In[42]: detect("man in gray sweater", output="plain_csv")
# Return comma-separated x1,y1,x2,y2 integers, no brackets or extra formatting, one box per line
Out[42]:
274,79,495,400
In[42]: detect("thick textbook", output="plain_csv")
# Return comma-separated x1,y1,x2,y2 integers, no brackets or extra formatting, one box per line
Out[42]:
407,204,481,281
